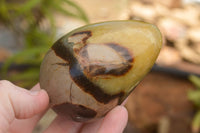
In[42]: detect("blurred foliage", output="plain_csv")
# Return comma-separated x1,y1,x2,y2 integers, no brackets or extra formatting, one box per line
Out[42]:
188,75,200,133
0,0,88,87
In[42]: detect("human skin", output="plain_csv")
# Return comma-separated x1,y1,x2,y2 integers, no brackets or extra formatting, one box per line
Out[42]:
0,80,128,133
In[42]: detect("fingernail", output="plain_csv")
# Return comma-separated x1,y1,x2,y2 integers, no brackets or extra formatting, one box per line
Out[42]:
30,90,41,96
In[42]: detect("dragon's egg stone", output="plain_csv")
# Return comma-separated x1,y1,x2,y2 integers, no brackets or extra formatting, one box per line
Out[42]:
40,20,162,122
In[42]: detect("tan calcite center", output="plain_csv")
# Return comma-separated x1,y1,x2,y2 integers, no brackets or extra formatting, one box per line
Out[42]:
86,44,123,64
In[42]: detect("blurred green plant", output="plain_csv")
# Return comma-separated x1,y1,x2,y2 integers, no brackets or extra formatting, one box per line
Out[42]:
188,75,200,133
0,0,88,87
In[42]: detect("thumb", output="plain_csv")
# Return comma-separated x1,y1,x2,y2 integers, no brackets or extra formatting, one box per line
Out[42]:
0,80,49,120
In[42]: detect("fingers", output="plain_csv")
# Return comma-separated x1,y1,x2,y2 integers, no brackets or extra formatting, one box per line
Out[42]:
6,81,49,119
0,80,49,133
9,113,47,133
97,106,128,133
44,106,128,133
80,106,128,133
43,115,83,133
78,118,104,133
9,83,50,133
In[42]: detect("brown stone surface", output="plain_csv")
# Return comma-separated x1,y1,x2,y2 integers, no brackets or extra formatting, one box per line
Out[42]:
126,71,195,133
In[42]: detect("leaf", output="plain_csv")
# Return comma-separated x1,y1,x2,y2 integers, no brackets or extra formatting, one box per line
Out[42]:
63,0,89,23
1,46,48,77
188,90,200,107
0,0,11,22
9,68,40,87
9,68,39,81
192,111,200,133
189,75,200,89
50,0,89,23
8,0,41,15
53,3,78,18
42,9,56,38
25,27,53,48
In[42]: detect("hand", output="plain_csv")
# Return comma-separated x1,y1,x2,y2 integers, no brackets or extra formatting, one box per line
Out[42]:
0,80,128,133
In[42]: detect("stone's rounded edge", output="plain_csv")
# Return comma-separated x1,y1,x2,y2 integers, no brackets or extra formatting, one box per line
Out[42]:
151,23,163,49
39,50,52,91
61,20,161,39
39,49,71,106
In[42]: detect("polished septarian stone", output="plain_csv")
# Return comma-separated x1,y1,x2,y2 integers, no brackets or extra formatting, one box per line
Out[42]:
39,20,162,122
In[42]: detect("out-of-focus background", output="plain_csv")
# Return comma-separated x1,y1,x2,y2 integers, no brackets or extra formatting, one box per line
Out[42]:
0,0,200,133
